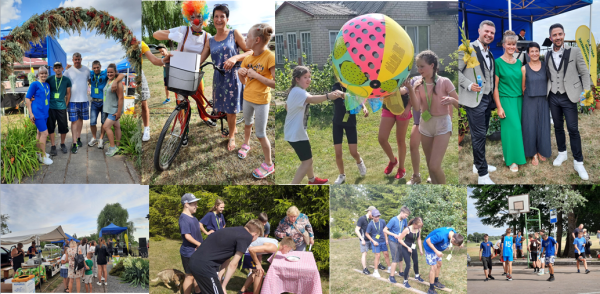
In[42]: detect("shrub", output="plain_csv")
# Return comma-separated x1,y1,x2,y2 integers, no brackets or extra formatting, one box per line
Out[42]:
109,259,125,276
116,114,141,158
120,257,149,288
486,110,501,136
1,118,41,183
312,239,329,273
150,235,164,242
332,231,342,239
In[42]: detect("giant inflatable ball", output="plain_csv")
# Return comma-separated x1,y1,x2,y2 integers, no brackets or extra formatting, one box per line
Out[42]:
332,14,414,99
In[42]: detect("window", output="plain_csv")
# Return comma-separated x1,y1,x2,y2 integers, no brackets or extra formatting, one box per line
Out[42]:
403,26,429,53
329,30,339,53
287,33,298,63
275,34,285,64
300,32,312,64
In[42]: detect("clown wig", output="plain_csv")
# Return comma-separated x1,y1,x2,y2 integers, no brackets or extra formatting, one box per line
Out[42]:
181,1,209,27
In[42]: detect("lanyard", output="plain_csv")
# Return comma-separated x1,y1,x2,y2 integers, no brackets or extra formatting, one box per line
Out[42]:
55,76,63,91
423,75,438,112
214,212,220,230
374,221,380,235
94,74,100,89
39,81,49,97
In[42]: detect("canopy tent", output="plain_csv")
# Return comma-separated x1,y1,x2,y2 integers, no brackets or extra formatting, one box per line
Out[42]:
1,29,67,76
459,0,593,57
50,233,80,244
99,223,128,237
0,225,67,246
116,58,135,73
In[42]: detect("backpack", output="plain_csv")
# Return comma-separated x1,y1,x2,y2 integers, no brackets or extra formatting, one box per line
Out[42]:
74,251,85,272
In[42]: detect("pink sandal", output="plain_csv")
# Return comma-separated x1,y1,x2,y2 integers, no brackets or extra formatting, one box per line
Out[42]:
238,144,251,159
252,163,274,179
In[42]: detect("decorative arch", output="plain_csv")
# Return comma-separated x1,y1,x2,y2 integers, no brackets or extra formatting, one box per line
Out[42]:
1,6,141,92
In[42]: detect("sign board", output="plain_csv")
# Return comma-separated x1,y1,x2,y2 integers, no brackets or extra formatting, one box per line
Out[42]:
550,209,557,224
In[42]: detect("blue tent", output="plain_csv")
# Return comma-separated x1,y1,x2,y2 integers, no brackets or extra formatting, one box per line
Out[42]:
50,233,80,244
1,29,66,76
99,223,128,237
459,0,593,57
116,58,135,74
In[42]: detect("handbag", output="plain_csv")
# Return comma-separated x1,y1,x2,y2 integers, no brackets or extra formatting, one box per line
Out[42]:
293,218,311,246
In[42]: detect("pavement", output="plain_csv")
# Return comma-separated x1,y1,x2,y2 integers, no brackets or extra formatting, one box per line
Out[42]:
52,262,147,293
470,257,600,266
20,119,140,184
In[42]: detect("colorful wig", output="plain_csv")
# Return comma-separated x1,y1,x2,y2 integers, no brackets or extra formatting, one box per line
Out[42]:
181,1,209,27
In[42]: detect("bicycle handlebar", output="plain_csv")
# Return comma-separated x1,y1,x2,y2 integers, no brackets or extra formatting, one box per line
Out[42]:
200,61,241,76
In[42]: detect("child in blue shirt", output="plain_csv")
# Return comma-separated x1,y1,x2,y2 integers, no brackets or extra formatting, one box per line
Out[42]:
501,228,515,280
540,229,557,281
179,193,203,294
515,232,523,259
479,234,494,281
365,209,390,278
25,67,53,165
200,199,226,235
423,227,464,294
383,206,410,283
574,231,590,274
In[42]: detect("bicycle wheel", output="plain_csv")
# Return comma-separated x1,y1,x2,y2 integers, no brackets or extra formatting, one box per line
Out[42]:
153,102,191,171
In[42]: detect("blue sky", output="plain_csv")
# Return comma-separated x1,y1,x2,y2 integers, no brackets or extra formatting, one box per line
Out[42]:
467,187,506,236
532,3,600,46
1,0,141,68
205,1,275,35
0,185,149,242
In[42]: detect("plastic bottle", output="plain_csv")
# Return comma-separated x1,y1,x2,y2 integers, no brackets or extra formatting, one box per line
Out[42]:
477,75,483,88
580,91,586,106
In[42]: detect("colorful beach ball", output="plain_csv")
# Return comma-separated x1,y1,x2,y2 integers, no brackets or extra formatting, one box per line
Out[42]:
332,14,414,99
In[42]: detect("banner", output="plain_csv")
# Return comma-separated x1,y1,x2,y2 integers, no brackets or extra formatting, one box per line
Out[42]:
124,233,129,252
575,25,597,86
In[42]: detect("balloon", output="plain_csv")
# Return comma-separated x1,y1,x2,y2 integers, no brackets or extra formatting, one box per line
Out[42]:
344,92,364,114
332,13,414,99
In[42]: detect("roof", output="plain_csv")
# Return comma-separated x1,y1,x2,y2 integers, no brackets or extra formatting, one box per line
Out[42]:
12,57,48,69
0,226,67,245
277,1,386,16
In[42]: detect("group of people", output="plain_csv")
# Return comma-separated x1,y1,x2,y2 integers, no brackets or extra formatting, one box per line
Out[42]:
176,193,314,294
284,50,458,185
25,54,126,165
459,20,592,184
355,206,464,294
59,238,110,293
143,2,276,179
9,241,39,273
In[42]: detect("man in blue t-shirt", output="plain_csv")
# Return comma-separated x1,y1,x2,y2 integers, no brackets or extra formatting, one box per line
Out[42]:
383,206,410,283
423,227,464,294
515,231,523,259
479,234,494,281
501,228,515,281
365,209,390,278
179,193,202,294
574,231,590,274
540,229,558,281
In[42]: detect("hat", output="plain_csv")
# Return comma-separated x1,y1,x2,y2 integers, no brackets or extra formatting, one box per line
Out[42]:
53,62,63,67
371,209,381,217
365,206,376,212
156,44,167,50
181,193,199,205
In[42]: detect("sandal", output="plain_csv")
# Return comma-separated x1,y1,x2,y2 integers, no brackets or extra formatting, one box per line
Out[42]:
532,154,539,166
509,163,518,172
227,137,236,151
238,144,251,159
252,163,274,179
538,153,547,161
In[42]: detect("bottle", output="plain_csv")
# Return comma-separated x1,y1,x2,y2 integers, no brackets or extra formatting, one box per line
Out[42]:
477,75,483,88
580,91,586,106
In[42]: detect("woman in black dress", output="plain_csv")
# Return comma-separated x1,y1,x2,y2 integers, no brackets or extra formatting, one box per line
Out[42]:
96,238,109,286
11,243,25,272
521,42,551,165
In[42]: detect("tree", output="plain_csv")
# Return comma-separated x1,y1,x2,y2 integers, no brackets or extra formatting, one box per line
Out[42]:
97,203,136,245
72,233,78,240
1,214,11,234
142,0,187,49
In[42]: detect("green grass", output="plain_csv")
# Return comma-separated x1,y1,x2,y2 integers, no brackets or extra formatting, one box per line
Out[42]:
140,54,276,185
330,238,467,293
149,238,329,294
274,104,458,184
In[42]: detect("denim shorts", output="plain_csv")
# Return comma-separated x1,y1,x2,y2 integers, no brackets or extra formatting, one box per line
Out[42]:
90,101,106,126
106,113,118,121
68,101,90,122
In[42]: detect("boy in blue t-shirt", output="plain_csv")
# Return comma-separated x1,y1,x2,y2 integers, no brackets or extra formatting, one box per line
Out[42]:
383,206,410,283
501,228,515,281
574,231,590,274
540,229,557,281
515,231,523,259
179,193,203,294
423,227,464,294
479,234,494,281
365,209,390,278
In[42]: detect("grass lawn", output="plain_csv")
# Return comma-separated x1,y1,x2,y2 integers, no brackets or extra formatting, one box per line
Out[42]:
459,111,600,184
330,237,467,294
141,53,276,185
149,238,329,294
274,103,458,184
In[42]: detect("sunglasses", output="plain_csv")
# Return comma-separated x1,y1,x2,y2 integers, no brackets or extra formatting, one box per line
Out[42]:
214,3,228,7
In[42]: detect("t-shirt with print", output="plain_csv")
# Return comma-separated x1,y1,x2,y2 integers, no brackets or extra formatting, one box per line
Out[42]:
84,258,93,275
200,212,226,232
366,219,387,243
179,213,203,258
541,236,557,256
241,50,275,105
284,87,310,142
574,237,586,254
356,215,369,241
386,216,408,243
64,65,91,103
480,241,493,257
90,69,109,99
47,75,72,110
414,76,455,116
529,239,540,252
502,235,514,257
423,227,456,254
189,226,253,276
26,81,50,119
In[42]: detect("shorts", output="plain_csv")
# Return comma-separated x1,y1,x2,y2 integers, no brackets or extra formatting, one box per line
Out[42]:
426,252,442,266
141,71,149,101
60,268,69,278
419,114,452,137
288,140,312,161
89,101,107,126
382,108,413,121
84,274,93,284
181,255,192,274
530,252,538,261
545,255,555,264
243,100,269,138
332,123,357,145
47,109,69,134
68,101,90,122
388,240,403,263
237,253,256,269
191,272,225,294
106,113,120,121
163,76,168,87
359,240,372,253
482,256,492,270
503,255,513,262
576,253,586,260
34,116,48,132
372,241,388,254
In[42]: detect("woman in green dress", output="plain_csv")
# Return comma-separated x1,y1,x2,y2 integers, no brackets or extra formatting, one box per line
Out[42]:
493,30,526,172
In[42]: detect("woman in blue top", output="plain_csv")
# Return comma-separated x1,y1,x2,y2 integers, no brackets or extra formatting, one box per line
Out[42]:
203,5,253,151
200,199,226,235
26,66,53,165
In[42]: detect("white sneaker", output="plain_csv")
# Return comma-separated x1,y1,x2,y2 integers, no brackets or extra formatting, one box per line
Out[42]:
88,138,98,147
334,174,346,185
97,139,104,149
37,153,53,165
357,158,367,176
553,151,567,166
372,270,380,278
478,173,495,184
142,127,150,142
573,160,589,181
104,282,107,285
97,282,102,286
473,164,496,174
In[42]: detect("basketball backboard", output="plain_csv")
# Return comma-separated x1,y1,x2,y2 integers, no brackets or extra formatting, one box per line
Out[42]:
508,194,530,214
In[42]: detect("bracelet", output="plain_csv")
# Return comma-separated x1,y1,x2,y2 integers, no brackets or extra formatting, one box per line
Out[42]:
326,93,330,101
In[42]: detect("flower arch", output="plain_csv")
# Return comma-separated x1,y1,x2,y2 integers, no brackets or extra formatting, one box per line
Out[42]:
0,6,141,92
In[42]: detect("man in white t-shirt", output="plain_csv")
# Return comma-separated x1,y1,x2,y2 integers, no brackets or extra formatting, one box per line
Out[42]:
64,52,91,154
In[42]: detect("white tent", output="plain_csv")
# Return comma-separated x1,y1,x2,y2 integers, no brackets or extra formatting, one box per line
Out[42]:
0,225,67,246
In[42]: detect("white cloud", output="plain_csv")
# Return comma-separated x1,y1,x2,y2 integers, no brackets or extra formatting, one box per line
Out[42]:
3,26,12,30
207,1,275,34
58,0,141,37
58,35,127,67
1,0,21,25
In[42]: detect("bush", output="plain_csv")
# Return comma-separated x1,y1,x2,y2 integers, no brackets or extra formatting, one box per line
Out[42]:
150,235,164,242
332,231,342,239
486,110,501,136
275,54,336,95
312,239,329,273
109,259,125,276
120,257,149,288
1,118,41,183
116,114,141,158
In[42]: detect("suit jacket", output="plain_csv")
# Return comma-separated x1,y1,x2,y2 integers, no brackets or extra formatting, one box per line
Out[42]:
545,45,591,103
458,39,495,108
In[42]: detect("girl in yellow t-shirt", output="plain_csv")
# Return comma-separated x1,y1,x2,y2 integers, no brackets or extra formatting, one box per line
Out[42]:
237,23,275,179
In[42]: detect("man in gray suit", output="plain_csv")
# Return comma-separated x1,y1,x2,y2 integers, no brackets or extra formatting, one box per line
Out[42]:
546,23,590,180
458,20,497,184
